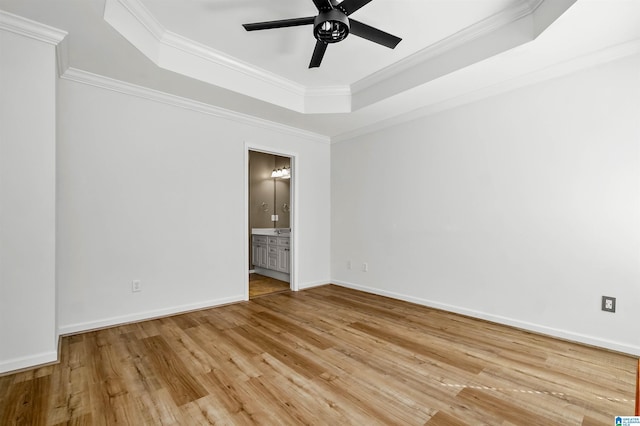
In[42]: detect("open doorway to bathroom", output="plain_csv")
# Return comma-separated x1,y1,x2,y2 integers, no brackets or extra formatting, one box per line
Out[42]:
248,150,292,298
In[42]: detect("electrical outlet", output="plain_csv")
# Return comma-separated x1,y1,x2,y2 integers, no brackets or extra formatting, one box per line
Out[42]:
362,262,368,272
132,280,142,293
601,296,616,313
347,260,352,270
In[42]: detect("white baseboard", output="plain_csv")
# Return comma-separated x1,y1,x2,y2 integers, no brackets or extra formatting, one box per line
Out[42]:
332,280,640,357
58,295,245,336
0,350,58,375
298,280,331,290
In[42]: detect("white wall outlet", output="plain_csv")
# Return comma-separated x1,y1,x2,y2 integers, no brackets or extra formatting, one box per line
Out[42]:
347,260,352,270
132,280,141,293
362,262,368,272
601,296,615,313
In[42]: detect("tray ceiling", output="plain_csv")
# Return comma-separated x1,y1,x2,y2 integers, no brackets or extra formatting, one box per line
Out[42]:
104,0,573,113
1,0,640,139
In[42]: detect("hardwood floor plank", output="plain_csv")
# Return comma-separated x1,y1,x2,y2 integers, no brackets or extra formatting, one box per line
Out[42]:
348,320,486,375
0,284,637,425
425,411,467,426
456,387,547,425
47,340,91,425
253,311,334,350
136,388,181,425
182,325,255,381
1,375,50,425
140,335,208,407
182,395,238,426
168,313,201,331
231,324,326,380
249,274,290,299
314,349,438,423
119,332,164,396
202,368,279,425
582,415,610,426
155,321,219,377
51,412,93,426
254,354,359,425
199,368,249,417
637,358,640,415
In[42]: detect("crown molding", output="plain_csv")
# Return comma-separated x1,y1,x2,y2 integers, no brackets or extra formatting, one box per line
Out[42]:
351,0,544,95
105,0,559,114
348,0,578,111
107,0,347,99
105,0,310,110
332,39,640,144
160,31,305,97
60,67,330,144
56,35,70,77
305,86,351,97
0,9,67,45
0,9,69,77
112,0,164,39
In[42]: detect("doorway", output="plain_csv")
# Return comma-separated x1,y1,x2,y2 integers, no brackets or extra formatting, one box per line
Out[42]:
246,149,294,299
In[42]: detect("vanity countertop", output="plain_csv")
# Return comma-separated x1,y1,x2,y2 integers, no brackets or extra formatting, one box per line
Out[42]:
252,228,290,236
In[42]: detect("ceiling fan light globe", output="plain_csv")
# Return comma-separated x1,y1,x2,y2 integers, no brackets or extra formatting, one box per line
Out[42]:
314,9,350,43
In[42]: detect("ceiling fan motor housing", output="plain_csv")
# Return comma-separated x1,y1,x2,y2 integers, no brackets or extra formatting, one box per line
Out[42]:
314,9,350,43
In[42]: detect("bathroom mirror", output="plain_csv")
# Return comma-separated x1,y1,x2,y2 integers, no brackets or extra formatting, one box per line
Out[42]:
248,151,291,229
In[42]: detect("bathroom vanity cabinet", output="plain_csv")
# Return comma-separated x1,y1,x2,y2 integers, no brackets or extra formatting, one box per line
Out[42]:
252,229,290,281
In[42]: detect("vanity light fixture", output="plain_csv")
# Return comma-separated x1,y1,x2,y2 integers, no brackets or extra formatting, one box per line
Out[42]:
271,166,291,179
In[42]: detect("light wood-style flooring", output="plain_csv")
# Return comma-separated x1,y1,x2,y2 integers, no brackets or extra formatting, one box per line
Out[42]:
0,285,637,425
249,273,290,298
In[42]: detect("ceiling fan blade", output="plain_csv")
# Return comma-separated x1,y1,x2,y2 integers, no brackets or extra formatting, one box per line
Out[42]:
348,19,401,49
309,40,328,68
243,16,315,31
336,0,374,15
312,0,334,12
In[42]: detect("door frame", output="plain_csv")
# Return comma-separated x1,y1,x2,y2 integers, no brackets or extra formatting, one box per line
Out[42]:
244,142,299,300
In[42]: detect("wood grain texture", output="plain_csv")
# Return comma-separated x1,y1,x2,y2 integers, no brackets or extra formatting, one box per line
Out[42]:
0,284,637,425
636,358,640,416
249,273,290,298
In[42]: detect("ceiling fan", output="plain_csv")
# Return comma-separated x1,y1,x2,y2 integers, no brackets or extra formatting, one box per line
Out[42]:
242,0,402,68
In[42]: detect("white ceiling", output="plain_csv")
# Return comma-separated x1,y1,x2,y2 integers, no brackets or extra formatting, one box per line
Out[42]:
139,0,518,86
1,0,639,141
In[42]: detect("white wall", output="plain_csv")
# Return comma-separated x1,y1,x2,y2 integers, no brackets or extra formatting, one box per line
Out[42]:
2,10,636,375
331,54,640,355
56,78,331,334
0,29,58,372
